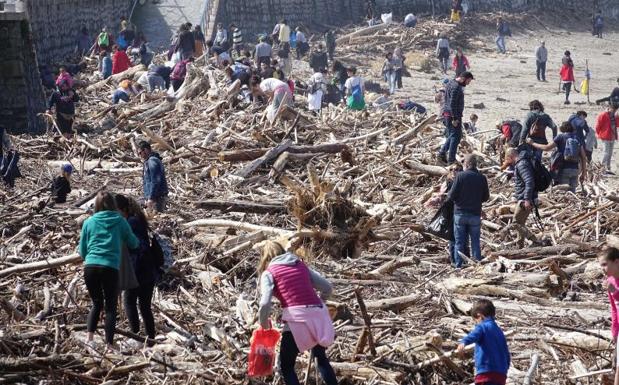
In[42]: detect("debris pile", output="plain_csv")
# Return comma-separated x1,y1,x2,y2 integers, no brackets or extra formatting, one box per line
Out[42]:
0,12,618,385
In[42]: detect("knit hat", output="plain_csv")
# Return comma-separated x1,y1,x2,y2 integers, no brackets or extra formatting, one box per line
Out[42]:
62,164,73,174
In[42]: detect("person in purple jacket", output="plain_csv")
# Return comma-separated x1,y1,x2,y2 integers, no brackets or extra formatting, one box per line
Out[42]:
457,299,511,385
258,240,337,385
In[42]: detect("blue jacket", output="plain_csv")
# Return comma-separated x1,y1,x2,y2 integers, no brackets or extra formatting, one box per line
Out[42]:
143,152,168,200
568,114,590,146
460,318,510,376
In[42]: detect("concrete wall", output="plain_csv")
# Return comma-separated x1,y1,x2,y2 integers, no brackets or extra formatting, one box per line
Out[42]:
0,11,46,133
25,0,133,65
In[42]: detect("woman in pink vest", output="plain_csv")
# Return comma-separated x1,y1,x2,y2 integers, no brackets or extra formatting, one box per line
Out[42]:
258,241,337,385
600,247,619,385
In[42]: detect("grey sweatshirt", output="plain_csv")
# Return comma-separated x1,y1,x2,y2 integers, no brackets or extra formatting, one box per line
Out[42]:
535,46,547,62
258,252,332,329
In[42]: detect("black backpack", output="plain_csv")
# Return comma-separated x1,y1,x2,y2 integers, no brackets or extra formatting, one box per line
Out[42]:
530,157,552,192
149,233,165,268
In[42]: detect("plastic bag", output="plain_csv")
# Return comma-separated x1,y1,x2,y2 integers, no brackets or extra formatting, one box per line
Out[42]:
426,203,453,241
381,13,393,24
248,327,280,377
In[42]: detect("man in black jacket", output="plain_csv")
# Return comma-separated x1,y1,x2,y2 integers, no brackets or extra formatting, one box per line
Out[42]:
309,44,329,73
438,71,474,164
505,148,536,247
446,155,489,268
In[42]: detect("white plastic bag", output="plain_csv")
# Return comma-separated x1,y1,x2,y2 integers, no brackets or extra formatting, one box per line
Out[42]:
381,13,393,24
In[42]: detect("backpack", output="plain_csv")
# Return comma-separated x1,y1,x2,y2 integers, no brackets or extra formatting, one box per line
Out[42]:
351,81,363,103
529,117,544,138
98,32,109,47
530,156,552,192
563,134,581,162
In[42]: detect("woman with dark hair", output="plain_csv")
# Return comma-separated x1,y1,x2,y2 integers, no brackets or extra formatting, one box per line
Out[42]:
519,99,557,160
193,25,206,58
115,195,158,344
79,191,139,351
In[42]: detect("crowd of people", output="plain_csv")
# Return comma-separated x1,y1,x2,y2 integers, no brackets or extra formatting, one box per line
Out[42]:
2,4,619,385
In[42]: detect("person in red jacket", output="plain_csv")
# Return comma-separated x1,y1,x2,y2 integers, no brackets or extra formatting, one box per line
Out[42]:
112,45,131,75
595,105,619,174
559,50,575,105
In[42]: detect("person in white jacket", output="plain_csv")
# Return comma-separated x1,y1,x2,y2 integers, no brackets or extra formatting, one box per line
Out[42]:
307,68,328,114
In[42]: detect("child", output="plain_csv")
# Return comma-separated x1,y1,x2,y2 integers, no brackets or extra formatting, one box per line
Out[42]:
258,240,337,385
457,299,510,385
464,113,479,134
600,247,619,385
51,164,73,203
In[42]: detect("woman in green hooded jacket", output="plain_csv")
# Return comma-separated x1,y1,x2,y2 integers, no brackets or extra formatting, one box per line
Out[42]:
79,191,139,351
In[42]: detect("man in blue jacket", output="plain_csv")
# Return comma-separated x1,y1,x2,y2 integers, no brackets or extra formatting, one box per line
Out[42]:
438,71,474,165
457,299,510,385
446,154,489,268
138,141,169,212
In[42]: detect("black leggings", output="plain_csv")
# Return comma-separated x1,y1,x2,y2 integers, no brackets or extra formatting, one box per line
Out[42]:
123,281,156,339
84,265,118,345
280,331,337,385
171,79,184,91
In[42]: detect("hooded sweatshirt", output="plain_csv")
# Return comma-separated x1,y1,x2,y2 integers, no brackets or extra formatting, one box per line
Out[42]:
79,210,139,270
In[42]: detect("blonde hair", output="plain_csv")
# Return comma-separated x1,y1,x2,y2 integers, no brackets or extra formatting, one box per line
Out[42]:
258,240,285,274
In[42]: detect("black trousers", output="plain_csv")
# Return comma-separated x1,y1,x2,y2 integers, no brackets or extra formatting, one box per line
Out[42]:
171,79,184,92
123,281,156,339
84,265,118,345
536,61,546,81
280,331,337,385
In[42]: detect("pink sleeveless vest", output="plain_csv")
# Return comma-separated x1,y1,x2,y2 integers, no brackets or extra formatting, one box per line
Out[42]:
267,261,321,308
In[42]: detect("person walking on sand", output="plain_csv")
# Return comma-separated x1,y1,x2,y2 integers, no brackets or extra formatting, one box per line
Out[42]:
258,240,338,385
595,104,619,175
452,48,470,77
496,17,511,54
535,41,547,82
560,51,576,105
436,34,450,74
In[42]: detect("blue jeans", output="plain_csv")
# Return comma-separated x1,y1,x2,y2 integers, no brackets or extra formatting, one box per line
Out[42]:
280,331,337,385
496,35,506,53
449,239,469,267
439,118,462,163
386,71,396,94
454,213,482,267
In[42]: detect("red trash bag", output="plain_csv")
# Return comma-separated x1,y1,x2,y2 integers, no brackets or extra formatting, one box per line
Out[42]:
248,327,281,377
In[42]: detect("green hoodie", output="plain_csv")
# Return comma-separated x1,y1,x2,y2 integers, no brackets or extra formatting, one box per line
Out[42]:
79,210,139,270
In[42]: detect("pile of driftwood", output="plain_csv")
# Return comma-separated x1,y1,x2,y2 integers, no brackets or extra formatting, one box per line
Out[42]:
1,13,618,385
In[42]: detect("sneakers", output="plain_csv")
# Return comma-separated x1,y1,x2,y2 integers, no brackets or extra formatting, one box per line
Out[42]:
604,170,616,176
564,100,571,105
